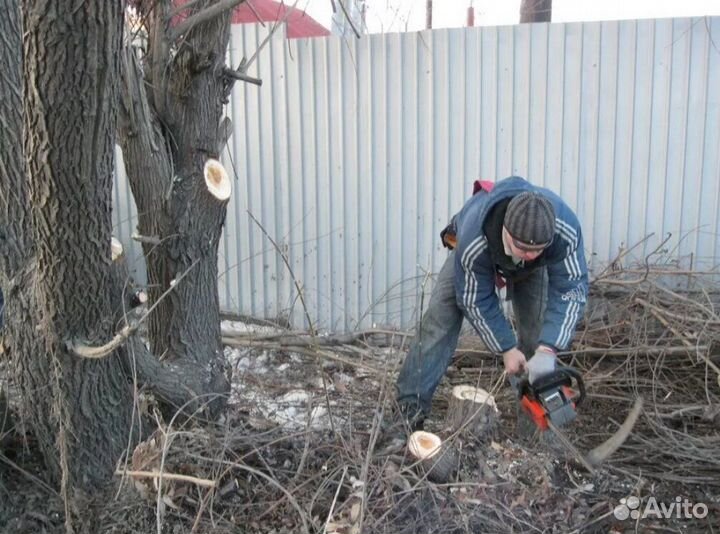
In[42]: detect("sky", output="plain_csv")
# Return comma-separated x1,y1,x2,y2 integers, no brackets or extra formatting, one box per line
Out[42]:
300,0,720,34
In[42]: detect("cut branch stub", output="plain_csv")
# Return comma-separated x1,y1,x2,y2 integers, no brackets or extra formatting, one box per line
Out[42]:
407,431,457,483
111,236,124,261
447,385,499,441
204,158,231,201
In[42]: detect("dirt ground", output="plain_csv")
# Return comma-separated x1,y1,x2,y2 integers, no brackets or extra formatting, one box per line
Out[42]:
1,321,718,534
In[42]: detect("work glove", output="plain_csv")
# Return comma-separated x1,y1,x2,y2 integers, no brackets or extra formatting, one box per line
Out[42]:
527,347,557,384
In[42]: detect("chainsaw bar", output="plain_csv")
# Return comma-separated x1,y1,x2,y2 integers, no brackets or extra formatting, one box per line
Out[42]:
546,419,595,473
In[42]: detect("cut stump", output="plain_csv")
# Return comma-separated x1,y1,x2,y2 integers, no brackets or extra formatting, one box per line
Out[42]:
204,159,231,201
447,385,499,440
407,431,457,483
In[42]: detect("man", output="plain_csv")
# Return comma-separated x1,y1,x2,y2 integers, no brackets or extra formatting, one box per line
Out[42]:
393,175,588,431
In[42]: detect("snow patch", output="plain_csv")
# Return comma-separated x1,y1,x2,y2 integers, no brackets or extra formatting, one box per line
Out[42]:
221,320,281,336
224,347,337,430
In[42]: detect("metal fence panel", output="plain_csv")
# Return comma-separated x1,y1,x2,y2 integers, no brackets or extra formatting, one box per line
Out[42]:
113,17,720,331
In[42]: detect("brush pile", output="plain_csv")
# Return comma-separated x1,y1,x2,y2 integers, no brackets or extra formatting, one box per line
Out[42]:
3,256,719,533
96,258,719,533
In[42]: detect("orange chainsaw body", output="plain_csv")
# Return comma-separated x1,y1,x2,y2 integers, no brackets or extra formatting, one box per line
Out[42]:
520,385,577,431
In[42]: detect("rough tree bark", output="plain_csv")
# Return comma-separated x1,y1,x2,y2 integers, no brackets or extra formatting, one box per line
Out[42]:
116,0,245,414
0,0,135,497
520,0,552,23
0,0,244,503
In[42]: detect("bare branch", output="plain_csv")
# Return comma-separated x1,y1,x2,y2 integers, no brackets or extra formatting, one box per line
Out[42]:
223,67,262,86
70,325,135,359
586,397,644,466
167,0,205,20
248,210,316,336
116,469,217,488
69,259,200,359
243,0,300,70
244,0,266,26
132,232,162,246
168,0,245,41
336,0,361,38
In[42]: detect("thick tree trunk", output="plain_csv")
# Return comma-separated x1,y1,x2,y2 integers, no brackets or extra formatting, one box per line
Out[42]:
1,0,239,507
520,0,552,23
0,0,30,277
117,46,174,356
117,0,237,414
15,0,134,492
0,0,43,458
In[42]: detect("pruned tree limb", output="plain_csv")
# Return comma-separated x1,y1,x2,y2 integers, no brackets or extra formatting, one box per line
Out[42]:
221,337,384,375
116,469,217,488
220,327,411,346
223,67,262,86
586,397,644,466
69,325,135,359
635,296,720,325
69,258,200,359
132,232,162,246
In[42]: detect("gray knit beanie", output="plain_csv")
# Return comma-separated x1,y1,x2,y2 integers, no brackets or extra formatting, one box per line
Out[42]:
504,192,555,246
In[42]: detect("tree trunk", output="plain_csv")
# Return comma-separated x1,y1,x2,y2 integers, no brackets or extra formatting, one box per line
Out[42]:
117,0,240,414
0,0,29,276
0,0,136,498
447,385,498,441
520,0,552,23
0,0,242,504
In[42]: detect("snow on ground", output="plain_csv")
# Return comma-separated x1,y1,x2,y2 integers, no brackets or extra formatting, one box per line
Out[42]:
221,319,403,432
221,319,283,336
223,343,353,431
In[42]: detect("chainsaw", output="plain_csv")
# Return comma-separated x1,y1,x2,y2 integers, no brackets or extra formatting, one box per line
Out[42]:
511,366,585,431
509,366,642,472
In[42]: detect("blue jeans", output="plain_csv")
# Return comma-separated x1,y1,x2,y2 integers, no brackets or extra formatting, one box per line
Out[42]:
395,252,547,418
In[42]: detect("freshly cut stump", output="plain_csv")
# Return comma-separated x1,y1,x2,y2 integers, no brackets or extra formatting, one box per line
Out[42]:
408,431,457,483
204,158,231,201
448,385,499,440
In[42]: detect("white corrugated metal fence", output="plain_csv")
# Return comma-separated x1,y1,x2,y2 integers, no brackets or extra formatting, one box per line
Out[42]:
113,17,720,331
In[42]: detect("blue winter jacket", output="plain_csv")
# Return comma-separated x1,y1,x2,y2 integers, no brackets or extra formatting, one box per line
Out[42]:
453,176,588,352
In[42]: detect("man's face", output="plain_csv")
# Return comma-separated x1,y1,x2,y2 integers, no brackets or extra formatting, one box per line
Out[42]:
503,227,547,261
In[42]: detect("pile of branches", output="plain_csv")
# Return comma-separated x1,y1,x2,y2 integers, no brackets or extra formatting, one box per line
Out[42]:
107,400,610,534
102,253,720,532
218,255,720,491
568,260,720,489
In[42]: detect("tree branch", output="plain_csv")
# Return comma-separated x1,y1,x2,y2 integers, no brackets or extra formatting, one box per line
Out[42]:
223,67,262,86
69,259,200,359
167,0,205,20
335,0,361,38
168,0,245,41
115,469,217,488
131,232,162,246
